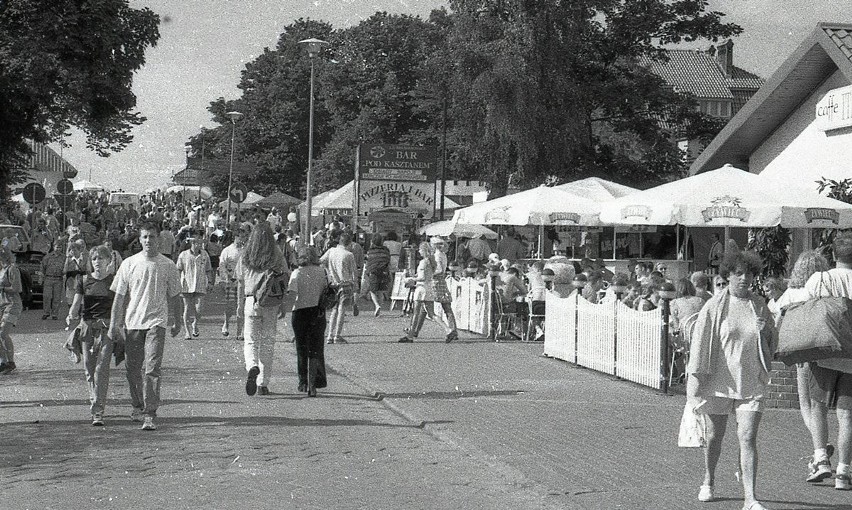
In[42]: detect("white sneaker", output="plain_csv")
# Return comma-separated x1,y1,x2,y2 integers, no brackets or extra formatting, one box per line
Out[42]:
92,413,104,426
698,485,714,502
141,417,157,431
836,473,851,490
807,460,833,483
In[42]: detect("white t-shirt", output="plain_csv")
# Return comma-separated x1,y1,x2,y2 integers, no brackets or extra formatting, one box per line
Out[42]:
176,249,211,294
111,252,181,330
805,268,852,299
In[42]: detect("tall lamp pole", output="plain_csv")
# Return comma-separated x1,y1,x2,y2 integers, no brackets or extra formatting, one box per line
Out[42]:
225,111,243,228
183,143,191,207
299,38,328,245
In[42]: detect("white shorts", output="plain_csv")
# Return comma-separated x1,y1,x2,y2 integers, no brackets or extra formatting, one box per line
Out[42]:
695,396,763,415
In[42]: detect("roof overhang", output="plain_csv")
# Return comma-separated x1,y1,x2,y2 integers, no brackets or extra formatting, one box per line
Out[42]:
690,23,852,174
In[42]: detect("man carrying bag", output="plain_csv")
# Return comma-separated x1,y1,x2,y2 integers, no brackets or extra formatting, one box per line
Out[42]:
801,233,852,490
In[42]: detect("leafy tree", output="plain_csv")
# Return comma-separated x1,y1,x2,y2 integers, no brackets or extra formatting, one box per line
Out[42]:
313,12,447,192
0,0,160,195
186,18,333,199
444,0,740,196
815,177,852,263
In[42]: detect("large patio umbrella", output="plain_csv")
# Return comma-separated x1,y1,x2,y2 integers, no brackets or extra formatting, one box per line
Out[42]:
418,220,498,239
255,191,301,210
555,177,638,201
599,164,852,228
452,185,603,226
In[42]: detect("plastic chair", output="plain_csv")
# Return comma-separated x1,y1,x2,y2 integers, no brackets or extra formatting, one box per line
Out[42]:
495,298,522,340
526,299,546,342
670,312,699,386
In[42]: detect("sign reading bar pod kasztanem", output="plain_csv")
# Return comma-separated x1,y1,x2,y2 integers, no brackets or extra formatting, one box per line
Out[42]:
355,144,438,225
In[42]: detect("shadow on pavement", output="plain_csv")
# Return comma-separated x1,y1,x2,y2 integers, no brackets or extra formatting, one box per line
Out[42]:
378,389,524,400
0,397,241,408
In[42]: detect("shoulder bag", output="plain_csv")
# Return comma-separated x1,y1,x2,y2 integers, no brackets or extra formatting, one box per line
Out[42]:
776,272,852,365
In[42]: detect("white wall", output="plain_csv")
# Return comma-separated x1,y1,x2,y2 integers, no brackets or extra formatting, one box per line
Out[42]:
751,69,852,193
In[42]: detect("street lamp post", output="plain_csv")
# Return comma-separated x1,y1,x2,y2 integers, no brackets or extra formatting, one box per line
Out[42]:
225,111,243,228
183,143,191,207
299,38,328,245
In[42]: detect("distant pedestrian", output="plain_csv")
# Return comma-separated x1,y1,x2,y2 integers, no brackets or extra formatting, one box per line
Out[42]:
176,234,212,339
40,242,66,320
288,246,328,397
219,224,249,339
363,235,390,316
399,242,454,343
236,222,289,396
0,247,23,375
109,221,182,431
431,237,458,342
320,231,356,344
67,245,115,426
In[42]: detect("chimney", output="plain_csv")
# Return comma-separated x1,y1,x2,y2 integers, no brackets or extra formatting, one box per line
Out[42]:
716,39,733,77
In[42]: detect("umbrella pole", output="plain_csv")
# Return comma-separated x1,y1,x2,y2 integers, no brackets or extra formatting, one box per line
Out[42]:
724,226,731,251
612,228,616,260
639,233,644,259
676,225,680,260
539,223,543,259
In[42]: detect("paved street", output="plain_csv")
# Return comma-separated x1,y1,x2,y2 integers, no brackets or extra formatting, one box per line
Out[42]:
2,292,851,510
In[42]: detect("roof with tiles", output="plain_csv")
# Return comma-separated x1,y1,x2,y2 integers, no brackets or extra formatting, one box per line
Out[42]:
640,48,764,100
690,22,852,175
825,26,852,62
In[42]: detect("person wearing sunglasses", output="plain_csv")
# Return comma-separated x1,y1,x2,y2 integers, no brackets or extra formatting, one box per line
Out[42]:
713,274,728,293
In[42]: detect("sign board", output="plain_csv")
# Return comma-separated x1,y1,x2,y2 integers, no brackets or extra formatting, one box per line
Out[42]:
56,179,74,195
355,144,438,221
229,183,248,204
54,193,74,211
23,183,46,204
108,192,140,206
62,168,78,179
815,84,852,132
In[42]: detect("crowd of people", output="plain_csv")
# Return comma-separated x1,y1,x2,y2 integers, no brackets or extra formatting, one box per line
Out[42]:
3,191,852,510
0,190,338,431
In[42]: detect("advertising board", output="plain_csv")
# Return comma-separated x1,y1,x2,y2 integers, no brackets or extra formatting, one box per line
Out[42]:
355,144,438,223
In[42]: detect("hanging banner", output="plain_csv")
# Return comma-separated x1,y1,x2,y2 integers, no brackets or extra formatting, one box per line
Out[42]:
355,144,438,223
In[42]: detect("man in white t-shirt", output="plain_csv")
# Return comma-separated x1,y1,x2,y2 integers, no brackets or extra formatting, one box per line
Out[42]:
109,222,181,431
803,233,852,489
320,232,356,344
218,224,250,339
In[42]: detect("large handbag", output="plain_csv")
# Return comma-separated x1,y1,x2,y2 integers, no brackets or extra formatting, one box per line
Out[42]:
776,274,852,365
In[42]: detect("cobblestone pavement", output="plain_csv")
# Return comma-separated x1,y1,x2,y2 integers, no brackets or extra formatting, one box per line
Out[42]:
2,293,852,509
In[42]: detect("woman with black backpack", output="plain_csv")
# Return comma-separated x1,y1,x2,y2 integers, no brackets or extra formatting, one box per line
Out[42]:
235,222,289,396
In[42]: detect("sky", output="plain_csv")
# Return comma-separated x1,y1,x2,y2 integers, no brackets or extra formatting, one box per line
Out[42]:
55,0,852,193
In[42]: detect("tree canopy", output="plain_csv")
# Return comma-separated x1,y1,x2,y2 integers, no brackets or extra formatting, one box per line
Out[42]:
0,0,160,193
192,2,742,199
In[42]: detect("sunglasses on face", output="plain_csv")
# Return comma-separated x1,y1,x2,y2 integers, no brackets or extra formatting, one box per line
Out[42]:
715,282,728,287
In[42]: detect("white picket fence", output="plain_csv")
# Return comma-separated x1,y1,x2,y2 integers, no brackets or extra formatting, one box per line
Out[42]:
448,277,490,336
544,292,665,390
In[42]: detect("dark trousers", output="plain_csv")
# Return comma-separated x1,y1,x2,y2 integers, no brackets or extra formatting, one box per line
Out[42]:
292,307,327,389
